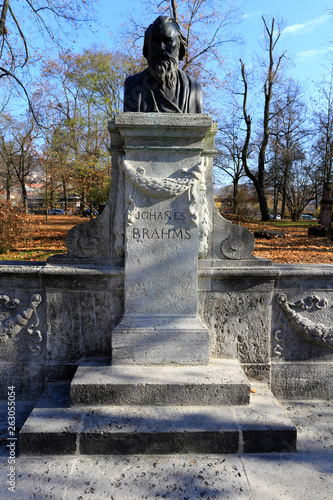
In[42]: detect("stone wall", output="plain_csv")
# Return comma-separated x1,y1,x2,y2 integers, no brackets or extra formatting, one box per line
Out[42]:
271,264,333,399
1,261,333,401
0,264,123,400
198,269,275,382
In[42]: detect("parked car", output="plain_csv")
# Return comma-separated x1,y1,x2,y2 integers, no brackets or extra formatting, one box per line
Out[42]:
269,214,281,220
300,214,316,220
81,208,99,217
48,208,65,215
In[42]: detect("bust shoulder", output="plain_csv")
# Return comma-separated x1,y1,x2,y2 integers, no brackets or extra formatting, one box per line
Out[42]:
125,69,149,89
178,69,203,113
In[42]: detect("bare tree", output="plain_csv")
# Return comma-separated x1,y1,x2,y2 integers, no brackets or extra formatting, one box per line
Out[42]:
0,113,16,201
240,17,285,221
0,115,38,212
268,79,309,218
283,160,316,221
0,0,97,115
312,64,333,227
215,102,249,214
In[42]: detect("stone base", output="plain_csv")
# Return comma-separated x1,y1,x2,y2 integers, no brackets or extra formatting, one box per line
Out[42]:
70,358,250,406
112,316,210,364
271,362,333,400
19,379,296,455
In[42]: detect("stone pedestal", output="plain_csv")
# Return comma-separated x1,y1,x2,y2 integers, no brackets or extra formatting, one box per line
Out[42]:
112,114,212,364
17,114,299,456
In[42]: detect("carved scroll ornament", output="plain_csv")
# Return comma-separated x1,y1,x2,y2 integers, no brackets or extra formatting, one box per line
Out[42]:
0,293,43,355
276,293,333,349
122,160,197,198
221,224,255,260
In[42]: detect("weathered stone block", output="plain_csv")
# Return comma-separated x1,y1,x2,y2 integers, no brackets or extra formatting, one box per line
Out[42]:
0,361,46,400
271,362,333,399
70,359,250,406
46,291,123,363
112,113,212,364
19,379,297,455
19,407,82,455
199,290,271,363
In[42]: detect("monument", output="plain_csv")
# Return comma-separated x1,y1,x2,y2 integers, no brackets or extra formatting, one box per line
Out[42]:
108,15,256,365
0,14,327,456
15,16,304,455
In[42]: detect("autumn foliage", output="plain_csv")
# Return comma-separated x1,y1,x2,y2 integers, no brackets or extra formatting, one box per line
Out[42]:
0,203,32,253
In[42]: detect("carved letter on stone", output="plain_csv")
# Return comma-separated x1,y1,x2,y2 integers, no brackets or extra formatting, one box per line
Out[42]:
0,293,43,355
276,293,333,349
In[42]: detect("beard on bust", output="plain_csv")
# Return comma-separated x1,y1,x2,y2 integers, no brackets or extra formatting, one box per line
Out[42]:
148,55,178,90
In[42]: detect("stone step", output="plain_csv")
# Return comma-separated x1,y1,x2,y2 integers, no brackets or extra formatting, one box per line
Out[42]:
19,382,297,455
70,358,250,406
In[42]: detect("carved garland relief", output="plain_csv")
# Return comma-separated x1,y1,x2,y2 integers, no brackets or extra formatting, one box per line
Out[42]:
275,293,333,350
115,156,210,257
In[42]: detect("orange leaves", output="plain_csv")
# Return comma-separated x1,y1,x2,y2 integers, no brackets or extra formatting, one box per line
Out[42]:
2,214,333,264
244,219,333,264
0,203,33,254
1,214,84,261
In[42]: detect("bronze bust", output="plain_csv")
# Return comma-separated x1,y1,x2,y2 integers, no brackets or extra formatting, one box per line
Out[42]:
124,16,202,113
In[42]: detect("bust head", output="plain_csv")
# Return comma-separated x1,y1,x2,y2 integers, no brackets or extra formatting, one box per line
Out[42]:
123,16,202,113
143,16,187,89
143,16,187,63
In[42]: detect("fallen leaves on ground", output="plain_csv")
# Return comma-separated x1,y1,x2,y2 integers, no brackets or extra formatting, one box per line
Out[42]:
231,216,333,264
0,214,332,264
0,215,85,261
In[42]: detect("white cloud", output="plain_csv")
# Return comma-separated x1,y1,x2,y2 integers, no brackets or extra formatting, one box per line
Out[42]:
241,10,262,20
296,47,333,61
283,14,330,37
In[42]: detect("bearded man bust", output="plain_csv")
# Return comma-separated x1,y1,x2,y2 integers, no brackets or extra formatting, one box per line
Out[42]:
123,16,203,113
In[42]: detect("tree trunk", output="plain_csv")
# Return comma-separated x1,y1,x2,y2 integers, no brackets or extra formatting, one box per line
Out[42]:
5,167,11,202
273,186,278,218
80,187,87,212
319,183,332,227
170,0,178,23
21,181,28,214
62,177,68,213
0,0,9,36
233,179,238,214
256,184,270,221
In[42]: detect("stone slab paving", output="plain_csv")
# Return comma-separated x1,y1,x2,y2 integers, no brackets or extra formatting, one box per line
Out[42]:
0,451,333,499
281,400,333,453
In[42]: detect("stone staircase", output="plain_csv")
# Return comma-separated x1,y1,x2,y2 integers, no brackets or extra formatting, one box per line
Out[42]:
19,358,297,455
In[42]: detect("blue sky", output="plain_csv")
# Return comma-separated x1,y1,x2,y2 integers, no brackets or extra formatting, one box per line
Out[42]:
239,0,332,82
73,0,333,86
